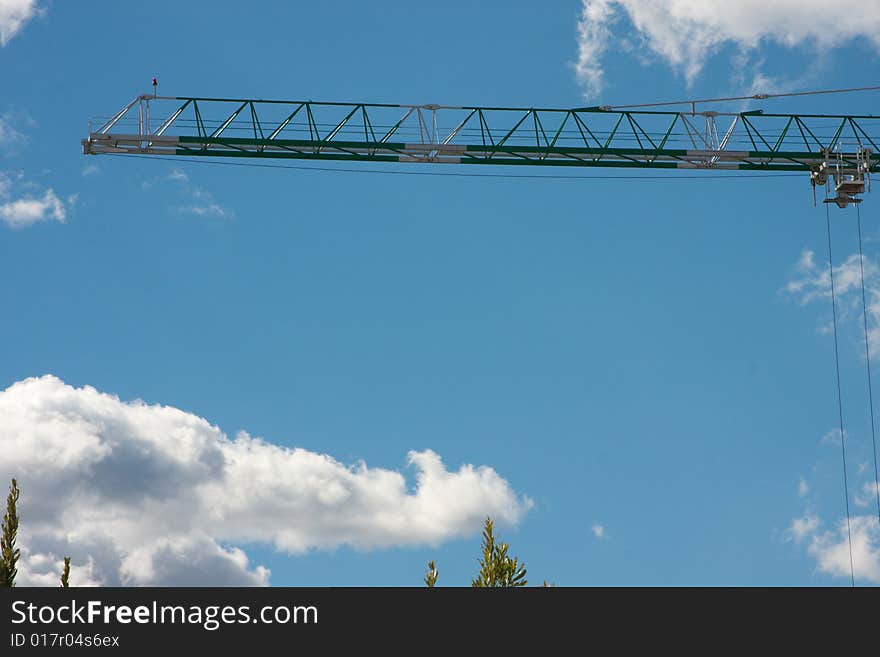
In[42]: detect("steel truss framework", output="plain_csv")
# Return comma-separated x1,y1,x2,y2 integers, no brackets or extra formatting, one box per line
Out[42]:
83,95,880,197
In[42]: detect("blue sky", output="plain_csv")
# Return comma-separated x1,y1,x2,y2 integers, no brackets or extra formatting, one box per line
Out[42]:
2,0,880,586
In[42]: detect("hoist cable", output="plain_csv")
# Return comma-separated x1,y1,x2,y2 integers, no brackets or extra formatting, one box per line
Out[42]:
826,199,856,587
856,203,880,528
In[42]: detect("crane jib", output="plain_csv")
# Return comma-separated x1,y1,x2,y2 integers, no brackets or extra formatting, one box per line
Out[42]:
83,94,880,206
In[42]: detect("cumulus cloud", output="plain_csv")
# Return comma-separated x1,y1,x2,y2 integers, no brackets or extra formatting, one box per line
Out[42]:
574,1,880,97
790,514,880,583
574,1,615,100
591,524,606,539
0,375,531,586
0,184,65,227
0,170,70,228
0,0,41,46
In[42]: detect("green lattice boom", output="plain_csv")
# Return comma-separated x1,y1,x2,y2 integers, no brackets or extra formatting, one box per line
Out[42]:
83,95,880,174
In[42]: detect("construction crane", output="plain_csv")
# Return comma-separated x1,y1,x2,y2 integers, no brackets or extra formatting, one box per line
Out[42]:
81,86,880,586
82,87,880,207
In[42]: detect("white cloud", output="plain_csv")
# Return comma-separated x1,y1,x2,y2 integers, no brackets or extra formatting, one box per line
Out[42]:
0,187,65,227
855,482,880,509
0,114,25,149
819,428,846,447
786,249,878,305
166,168,188,183
81,164,100,177
574,1,614,100
0,171,69,228
0,0,40,46
789,513,819,541
143,167,233,219
180,186,233,219
787,249,880,354
797,516,880,583
0,375,532,586
18,550,103,588
591,524,606,539
179,199,232,219
0,170,14,196
574,1,880,98
787,254,880,582
141,169,189,189
118,536,270,587
798,478,809,497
